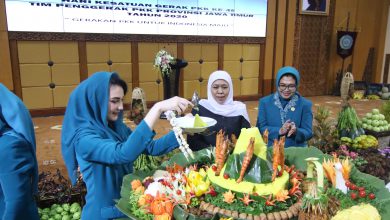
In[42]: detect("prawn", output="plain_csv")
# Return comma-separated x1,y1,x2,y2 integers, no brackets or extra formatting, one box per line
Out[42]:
237,137,255,183
216,136,229,176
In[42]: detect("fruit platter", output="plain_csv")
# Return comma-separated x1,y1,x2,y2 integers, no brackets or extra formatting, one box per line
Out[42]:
116,127,390,220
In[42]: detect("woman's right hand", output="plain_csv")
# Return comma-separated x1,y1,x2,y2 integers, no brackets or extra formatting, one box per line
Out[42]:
279,120,291,135
144,96,193,130
156,96,193,115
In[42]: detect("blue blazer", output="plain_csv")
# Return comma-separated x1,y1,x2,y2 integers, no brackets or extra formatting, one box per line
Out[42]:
0,135,40,220
256,93,313,147
75,121,178,220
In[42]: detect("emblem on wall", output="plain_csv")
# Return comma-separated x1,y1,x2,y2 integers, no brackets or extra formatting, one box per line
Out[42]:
337,31,358,59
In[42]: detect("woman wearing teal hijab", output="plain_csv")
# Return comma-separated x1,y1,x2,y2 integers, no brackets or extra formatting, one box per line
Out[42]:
256,66,313,147
0,83,39,220
62,72,192,220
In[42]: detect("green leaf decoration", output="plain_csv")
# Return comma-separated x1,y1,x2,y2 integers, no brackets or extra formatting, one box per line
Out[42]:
284,147,327,171
223,152,273,183
161,148,214,168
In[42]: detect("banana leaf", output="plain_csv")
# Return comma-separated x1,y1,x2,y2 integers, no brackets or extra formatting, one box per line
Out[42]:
173,206,215,220
223,152,273,183
348,165,390,219
160,148,214,168
115,198,138,220
284,146,328,171
116,146,390,220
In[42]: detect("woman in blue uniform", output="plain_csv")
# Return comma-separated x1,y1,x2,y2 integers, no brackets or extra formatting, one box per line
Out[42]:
187,70,250,151
61,72,192,220
0,83,39,220
256,66,313,147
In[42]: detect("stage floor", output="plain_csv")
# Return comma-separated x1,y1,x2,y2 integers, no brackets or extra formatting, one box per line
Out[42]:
32,96,384,175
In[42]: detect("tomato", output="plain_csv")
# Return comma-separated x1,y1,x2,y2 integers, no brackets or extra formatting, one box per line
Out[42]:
359,190,366,198
350,192,357,200
350,184,358,190
368,193,376,200
212,165,217,171
358,187,365,191
345,181,351,188
223,173,229,179
176,190,182,195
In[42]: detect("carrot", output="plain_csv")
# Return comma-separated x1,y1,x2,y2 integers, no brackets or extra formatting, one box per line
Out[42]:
237,137,255,183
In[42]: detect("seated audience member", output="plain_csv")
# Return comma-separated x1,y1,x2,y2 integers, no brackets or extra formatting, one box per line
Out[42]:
188,70,250,151
256,66,313,147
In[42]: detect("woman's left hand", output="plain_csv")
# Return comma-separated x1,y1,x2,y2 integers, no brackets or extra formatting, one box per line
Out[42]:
287,122,296,137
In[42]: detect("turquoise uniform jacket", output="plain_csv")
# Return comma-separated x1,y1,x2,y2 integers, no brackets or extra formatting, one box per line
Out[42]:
256,93,313,147
76,121,177,220
0,83,39,220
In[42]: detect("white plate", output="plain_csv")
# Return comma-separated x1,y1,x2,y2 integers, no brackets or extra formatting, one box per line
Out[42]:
173,116,217,134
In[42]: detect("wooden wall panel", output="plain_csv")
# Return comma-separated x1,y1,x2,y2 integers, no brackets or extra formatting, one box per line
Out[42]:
263,0,297,96
19,64,51,87
284,0,297,66
22,87,53,109
0,0,13,89
241,78,258,95
274,0,287,73
202,44,218,61
200,62,218,79
224,61,241,79
353,0,381,81
373,1,389,83
242,61,260,78
50,42,79,63
111,63,132,83
86,42,109,64
293,0,334,96
18,41,49,63
110,42,131,62
327,0,357,91
53,86,77,108
182,43,218,99
232,78,241,98
183,62,201,81
263,0,277,95
0,0,5,31
52,64,80,85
